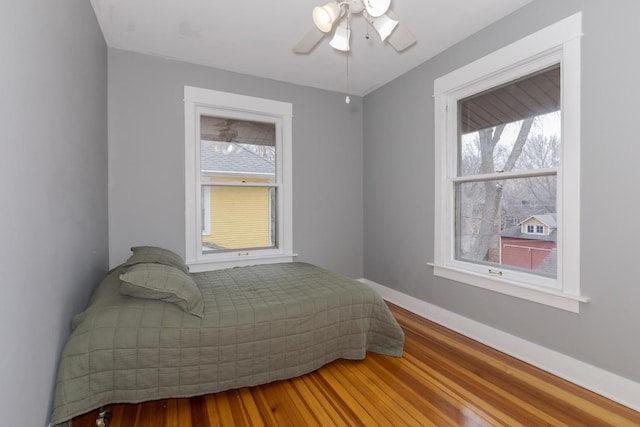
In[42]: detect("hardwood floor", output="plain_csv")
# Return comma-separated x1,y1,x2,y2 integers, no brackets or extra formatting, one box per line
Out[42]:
71,303,640,426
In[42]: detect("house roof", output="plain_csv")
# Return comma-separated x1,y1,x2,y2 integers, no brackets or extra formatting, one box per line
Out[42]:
535,248,557,278
500,225,557,242
520,213,557,228
200,141,275,177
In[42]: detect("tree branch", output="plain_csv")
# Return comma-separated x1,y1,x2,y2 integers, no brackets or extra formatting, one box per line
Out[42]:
503,118,534,172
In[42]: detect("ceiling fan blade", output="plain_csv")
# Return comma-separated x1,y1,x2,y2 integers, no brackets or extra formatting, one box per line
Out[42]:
385,10,416,52
293,26,325,54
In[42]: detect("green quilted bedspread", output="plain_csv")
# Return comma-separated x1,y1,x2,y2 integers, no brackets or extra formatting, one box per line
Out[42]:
50,262,405,425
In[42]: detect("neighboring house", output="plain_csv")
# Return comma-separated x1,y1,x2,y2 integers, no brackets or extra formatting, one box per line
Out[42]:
200,140,276,251
500,214,557,275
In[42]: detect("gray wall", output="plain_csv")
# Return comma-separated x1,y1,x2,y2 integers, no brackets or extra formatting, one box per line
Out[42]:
108,49,364,278
363,0,640,381
0,1,108,426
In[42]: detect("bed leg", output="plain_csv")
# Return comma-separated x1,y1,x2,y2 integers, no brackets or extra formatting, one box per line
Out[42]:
95,407,112,427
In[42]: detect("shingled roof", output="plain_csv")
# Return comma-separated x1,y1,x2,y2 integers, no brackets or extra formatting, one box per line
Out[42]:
500,213,557,242
500,225,557,242
200,141,275,176
522,213,557,228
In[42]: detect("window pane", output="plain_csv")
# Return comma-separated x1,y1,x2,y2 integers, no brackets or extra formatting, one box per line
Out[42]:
202,185,276,252
199,115,278,254
458,65,561,176
459,113,560,176
200,116,276,184
455,176,557,278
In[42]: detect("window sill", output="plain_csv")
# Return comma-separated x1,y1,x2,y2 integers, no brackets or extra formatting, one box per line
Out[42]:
188,252,298,273
429,262,589,313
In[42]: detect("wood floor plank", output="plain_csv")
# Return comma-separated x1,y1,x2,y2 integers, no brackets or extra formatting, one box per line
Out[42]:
398,306,639,426
323,360,412,426
119,403,140,426
204,392,236,427
399,350,523,426
287,375,343,426
176,398,192,426
318,364,381,426
299,371,357,425
162,398,179,427
226,390,253,426
354,354,462,426
235,387,266,427
244,387,274,426
332,359,435,427
69,302,640,427
189,395,211,427
402,328,569,425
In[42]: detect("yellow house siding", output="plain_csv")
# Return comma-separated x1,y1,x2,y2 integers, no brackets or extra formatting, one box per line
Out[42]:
202,186,271,249
520,218,547,235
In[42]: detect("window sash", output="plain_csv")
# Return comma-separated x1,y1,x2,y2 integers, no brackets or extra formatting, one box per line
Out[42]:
453,174,559,284
201,184,277,253
441,106,561,291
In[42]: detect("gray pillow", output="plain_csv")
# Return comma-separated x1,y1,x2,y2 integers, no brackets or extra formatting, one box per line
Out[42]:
119,263,204,317
121,246,190,274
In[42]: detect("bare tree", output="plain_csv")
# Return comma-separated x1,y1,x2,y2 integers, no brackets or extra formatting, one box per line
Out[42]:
237,143,276,164
516,133,559,211
466,118,534,262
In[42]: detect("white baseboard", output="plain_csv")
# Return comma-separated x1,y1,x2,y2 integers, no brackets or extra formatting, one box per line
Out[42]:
359,278,640,413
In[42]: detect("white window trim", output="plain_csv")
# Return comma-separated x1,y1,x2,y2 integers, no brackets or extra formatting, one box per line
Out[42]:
184,86,295,272
432,13,589,312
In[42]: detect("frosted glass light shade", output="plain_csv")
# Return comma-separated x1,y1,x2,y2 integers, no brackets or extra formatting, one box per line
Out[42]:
364,0,391,18
329,21,351,51
313,2,342,33
372,14,398,41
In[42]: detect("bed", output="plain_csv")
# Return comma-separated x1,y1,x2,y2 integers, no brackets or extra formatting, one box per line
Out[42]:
50,247,405,425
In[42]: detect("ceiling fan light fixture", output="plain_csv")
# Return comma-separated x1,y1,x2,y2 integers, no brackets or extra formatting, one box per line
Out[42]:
372,13,398,41
293,0,416,56
313,2,343,33
329,20,351,51
364,0,391,18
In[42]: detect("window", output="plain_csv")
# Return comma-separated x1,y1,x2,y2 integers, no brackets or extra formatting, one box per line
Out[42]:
433,13,588,312
199,118,277,252
184,87,294,271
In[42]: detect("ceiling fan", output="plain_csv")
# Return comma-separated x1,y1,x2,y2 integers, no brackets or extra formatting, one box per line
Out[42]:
293,0,416,54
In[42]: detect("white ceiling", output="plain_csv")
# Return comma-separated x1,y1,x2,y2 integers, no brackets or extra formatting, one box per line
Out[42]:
90,0,533,96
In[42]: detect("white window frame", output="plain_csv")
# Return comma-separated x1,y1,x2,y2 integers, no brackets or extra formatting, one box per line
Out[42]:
432,13,589,312
184,86,295,271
